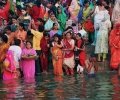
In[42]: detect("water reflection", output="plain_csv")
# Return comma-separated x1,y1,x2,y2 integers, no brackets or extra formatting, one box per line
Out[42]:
54,76,65,100
111,74,120,100
0,72,120,100
2,80,20,99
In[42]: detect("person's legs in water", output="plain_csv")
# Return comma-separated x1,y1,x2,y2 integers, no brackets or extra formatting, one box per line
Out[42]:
70,68,74,75
103,53,107,62
98,53,102,61
35,50,41,75
63,65,70,75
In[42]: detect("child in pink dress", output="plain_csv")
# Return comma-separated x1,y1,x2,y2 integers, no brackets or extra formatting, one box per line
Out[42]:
21,41,37,79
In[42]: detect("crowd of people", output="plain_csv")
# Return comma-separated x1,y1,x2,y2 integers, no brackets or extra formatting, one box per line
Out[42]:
0,0,120,81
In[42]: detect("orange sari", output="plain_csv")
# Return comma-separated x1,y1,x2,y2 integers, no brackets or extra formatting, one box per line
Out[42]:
109,29,120,69
51,45,63,76
0,43,9,63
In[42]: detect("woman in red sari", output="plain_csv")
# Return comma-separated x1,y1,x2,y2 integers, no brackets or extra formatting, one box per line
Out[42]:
62,31,75,75
109,23,120,70
40,32,50,74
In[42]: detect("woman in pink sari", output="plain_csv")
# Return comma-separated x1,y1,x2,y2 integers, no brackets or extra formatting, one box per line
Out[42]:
3,50,18,80
21,41,37,79
62,31,75,75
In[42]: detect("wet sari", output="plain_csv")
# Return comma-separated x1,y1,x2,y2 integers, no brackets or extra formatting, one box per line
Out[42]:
3,50,18,80
109,29,120,69
62,39,75,69
51,43,63,76
40,37,49,72
76,39,86,67
21,48,36,79
0,43,9,75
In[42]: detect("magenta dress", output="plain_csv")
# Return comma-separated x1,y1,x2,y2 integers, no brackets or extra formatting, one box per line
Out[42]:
21,48,36,79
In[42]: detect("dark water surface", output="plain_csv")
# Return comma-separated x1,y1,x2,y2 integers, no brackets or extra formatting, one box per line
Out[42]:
0,72,120,100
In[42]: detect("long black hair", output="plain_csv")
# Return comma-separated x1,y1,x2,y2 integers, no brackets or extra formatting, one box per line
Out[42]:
19,22,26,31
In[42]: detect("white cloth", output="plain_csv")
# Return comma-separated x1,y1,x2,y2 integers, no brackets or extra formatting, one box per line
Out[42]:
78,28,88,38
9,45,22,68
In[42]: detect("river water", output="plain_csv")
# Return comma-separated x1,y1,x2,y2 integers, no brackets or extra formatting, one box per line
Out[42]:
0,71,120,100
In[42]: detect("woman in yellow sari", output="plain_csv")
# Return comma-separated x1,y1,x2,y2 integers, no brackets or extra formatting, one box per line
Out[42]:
51,34,63,76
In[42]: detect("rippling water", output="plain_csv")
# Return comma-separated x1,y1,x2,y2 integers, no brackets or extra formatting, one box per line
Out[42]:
0,71,120,100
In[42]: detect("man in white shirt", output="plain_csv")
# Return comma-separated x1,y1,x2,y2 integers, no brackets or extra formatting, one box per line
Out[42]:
9,39,22,69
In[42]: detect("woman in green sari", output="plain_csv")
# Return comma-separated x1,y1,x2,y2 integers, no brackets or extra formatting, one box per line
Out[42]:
56,6,67,32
